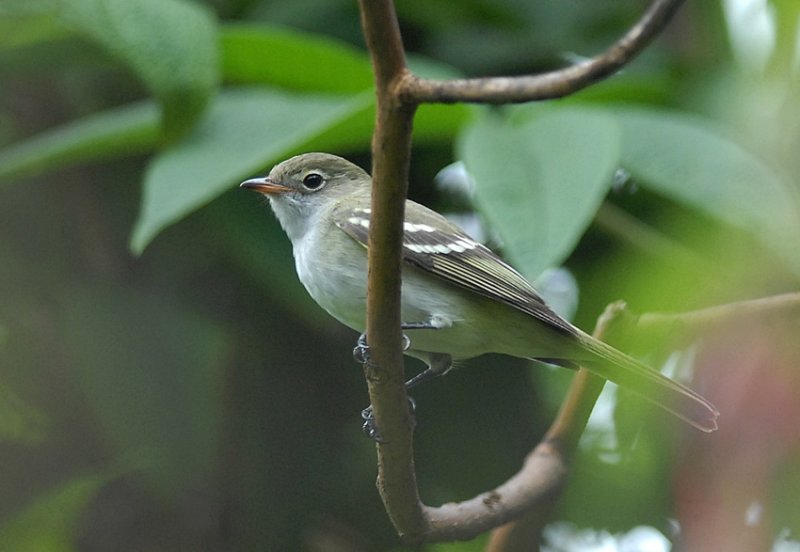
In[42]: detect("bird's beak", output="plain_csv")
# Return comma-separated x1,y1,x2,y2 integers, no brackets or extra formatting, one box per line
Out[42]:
239,177,292,195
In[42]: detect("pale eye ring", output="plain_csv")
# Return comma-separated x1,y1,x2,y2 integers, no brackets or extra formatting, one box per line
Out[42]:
302,172,325,190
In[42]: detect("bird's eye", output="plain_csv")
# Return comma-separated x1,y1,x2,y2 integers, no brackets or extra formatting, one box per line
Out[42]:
302,172,325,190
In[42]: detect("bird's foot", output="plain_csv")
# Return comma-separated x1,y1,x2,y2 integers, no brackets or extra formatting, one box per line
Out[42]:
352,331,413,366
353,325,442,442
360,397,416,443
352,332,372,365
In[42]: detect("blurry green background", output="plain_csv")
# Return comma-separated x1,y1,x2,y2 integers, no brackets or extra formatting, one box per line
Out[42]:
2,0,800,550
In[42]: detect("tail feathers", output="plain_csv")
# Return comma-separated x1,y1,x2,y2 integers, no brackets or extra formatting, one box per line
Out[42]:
578,336,719,433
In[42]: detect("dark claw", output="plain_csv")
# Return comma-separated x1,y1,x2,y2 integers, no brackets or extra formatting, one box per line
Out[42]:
353,332,411,365
354,329,423,441
353,333,370,364
360,397,417,443
361,406,386,443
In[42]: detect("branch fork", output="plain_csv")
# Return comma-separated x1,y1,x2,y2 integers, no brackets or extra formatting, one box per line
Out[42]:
350,0,794,547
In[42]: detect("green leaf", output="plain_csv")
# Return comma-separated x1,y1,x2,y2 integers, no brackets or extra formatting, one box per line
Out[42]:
61,0,218,139
407,53,464,80
612,106,800,275
0,472,110,552
0,1,67,52
130,87,370,253
1,0,218,140
221,23,374,93
416,103,471,143
407,56,472,143
297,97,467,154
296,98,375,152
219,24,469,149
61,284,228,499
219,24,469,90
0,101,159,184
0,21,467,192
459,107,620,277
0,379,48,445
425,534,490,552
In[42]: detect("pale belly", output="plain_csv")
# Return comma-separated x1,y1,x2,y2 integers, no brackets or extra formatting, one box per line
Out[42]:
293,228,574,362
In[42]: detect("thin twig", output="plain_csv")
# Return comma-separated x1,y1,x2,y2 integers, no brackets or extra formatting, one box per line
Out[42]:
399,0,685,104
484,303,623,551
636,292,800,338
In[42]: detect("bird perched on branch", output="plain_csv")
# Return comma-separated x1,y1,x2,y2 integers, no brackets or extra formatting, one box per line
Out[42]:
242,152,719,433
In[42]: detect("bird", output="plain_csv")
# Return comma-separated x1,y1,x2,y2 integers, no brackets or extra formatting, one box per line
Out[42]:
241,152,719,432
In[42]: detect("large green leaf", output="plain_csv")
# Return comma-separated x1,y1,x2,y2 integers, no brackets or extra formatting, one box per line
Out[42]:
130,88,371,253
296,97,467,154
0,472,110,552
0,101,159,184
612,106,800,275
61,284,228,498
220,24,466,91
61,0,218,139
459,107,620,277
0,0,218,140
407,55,473,144
0,29,467,186
221,23,374,93
220,24,469,147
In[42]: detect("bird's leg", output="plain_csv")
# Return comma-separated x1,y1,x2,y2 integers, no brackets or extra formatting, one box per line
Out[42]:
355,331,412,443
351,332,373,366
354,322,448,442
400,321,440,331
403,351,452,389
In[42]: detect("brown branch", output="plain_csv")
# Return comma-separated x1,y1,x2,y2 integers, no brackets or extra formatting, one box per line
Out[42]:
544,303,629,449
423,441,568,543
417,303,622,546
416,292,800,546
358,0,425,541
483,303,622,551
399,0,686,104
356,0,693,546
635,291,800,343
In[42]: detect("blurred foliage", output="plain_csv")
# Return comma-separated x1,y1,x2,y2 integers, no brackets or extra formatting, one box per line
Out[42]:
0,472,112,552
1,0,800,550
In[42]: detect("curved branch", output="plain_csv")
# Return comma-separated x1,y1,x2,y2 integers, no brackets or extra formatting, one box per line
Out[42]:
418,292,800,546
635,291,800,343
355,0,693,546
424,440,569,542
406,303,623,544
399,0,685,104
482,304,622,550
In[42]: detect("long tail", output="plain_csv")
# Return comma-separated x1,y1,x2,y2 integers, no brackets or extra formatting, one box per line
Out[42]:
576,334,719,432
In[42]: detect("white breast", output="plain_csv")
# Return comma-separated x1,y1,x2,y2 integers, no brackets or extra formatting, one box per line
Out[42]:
286,208,542,362
293,223,370,331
